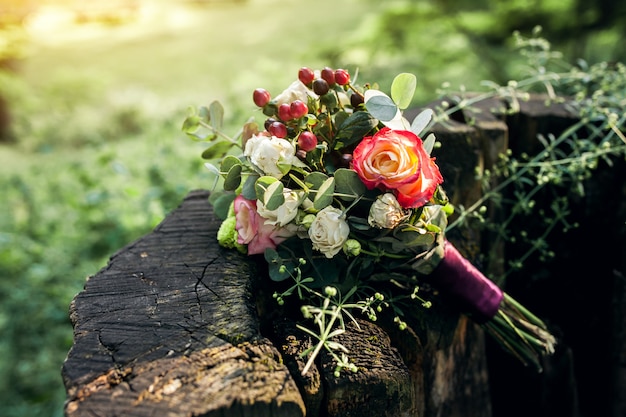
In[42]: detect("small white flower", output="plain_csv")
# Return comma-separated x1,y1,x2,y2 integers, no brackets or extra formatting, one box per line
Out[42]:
368,193,408,229
273,80,318,106
244,134,297,179
308,206,350,258
257,188,301,227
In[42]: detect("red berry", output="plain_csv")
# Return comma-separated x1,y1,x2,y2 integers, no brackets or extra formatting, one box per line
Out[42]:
264,117,278,130
334,69,350,86
298,131,317,152
278,103,292,121
290,100,308,119
312,78,330,95
298,67,315,85
321,67,335,86
253,88,271,107
268,121,287,138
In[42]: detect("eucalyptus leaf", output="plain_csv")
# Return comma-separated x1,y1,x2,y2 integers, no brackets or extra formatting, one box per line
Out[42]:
201,140,235,160
211,192,236,220
209,101,224,131
255,176,282,209
204,162,220,176
313,177,335,210
364,92,398,122
181,112,200,134
334,168,366,201
198,105,211,123
220,155,242,176
263,180,285,211
410,108,434,137
223,164,242,191
390,73,417,110
423,133,436,156
305,172,329,189
334,111,378,147
241,173,259,200
265,248,292,282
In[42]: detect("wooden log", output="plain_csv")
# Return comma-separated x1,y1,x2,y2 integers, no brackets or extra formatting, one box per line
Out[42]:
62,190,306,417
63,189,492,417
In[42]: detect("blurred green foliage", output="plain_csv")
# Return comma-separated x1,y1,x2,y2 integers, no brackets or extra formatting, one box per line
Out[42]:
0,0,623,416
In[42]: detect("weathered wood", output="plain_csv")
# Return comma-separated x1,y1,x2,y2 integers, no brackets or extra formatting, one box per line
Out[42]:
62,190,306,417
63,189,492,417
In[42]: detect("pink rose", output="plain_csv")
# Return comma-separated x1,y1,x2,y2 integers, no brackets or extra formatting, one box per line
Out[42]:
233,195,294,255
352,127,443,208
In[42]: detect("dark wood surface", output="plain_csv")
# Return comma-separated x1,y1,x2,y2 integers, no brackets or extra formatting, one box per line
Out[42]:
62,190,306,416
62,190,492,417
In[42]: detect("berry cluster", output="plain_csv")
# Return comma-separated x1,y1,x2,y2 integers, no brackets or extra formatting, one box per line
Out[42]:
251,66,366,156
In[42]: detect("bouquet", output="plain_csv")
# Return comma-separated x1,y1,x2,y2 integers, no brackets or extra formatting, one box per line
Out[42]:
183,66,556,375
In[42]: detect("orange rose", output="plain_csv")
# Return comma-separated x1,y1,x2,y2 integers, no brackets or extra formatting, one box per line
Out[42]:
352,127,443,208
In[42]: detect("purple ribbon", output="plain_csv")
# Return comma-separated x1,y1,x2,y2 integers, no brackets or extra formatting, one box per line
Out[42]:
430,240,503,323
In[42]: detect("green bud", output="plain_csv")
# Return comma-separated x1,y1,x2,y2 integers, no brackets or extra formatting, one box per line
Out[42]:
301,214,316,229
325,286,338,297
343,239,361,256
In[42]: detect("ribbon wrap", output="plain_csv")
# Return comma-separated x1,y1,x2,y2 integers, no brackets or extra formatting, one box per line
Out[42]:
430,240,504,323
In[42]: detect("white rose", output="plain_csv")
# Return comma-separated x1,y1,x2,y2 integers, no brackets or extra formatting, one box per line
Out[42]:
308,206,350,258
368,193,408,229
257,188,301,227
244,134,297,179
273,80,318,106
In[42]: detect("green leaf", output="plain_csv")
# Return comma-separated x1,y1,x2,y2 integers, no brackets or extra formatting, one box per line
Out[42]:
265,248,292,282
334,111,378,147
182,112,200,134
410,108,433,136
313,176,335,210
305,172,329,189
220,155,242,176
223,164,242,191
391,73,417,110
263,180,285,211
208,101,224,131
201,140,235,160
241,173,259,200
364,92,398,122
198,105,211,123
255,176,284,210
211,192,236,220
204,162,220,176
423,133,436,156
334,168,366,201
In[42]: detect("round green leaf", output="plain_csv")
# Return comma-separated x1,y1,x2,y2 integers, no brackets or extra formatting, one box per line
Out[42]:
334,168,366,201
391,73,417,110
223,164,242,191
364,91,399,122
220,155,242,175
